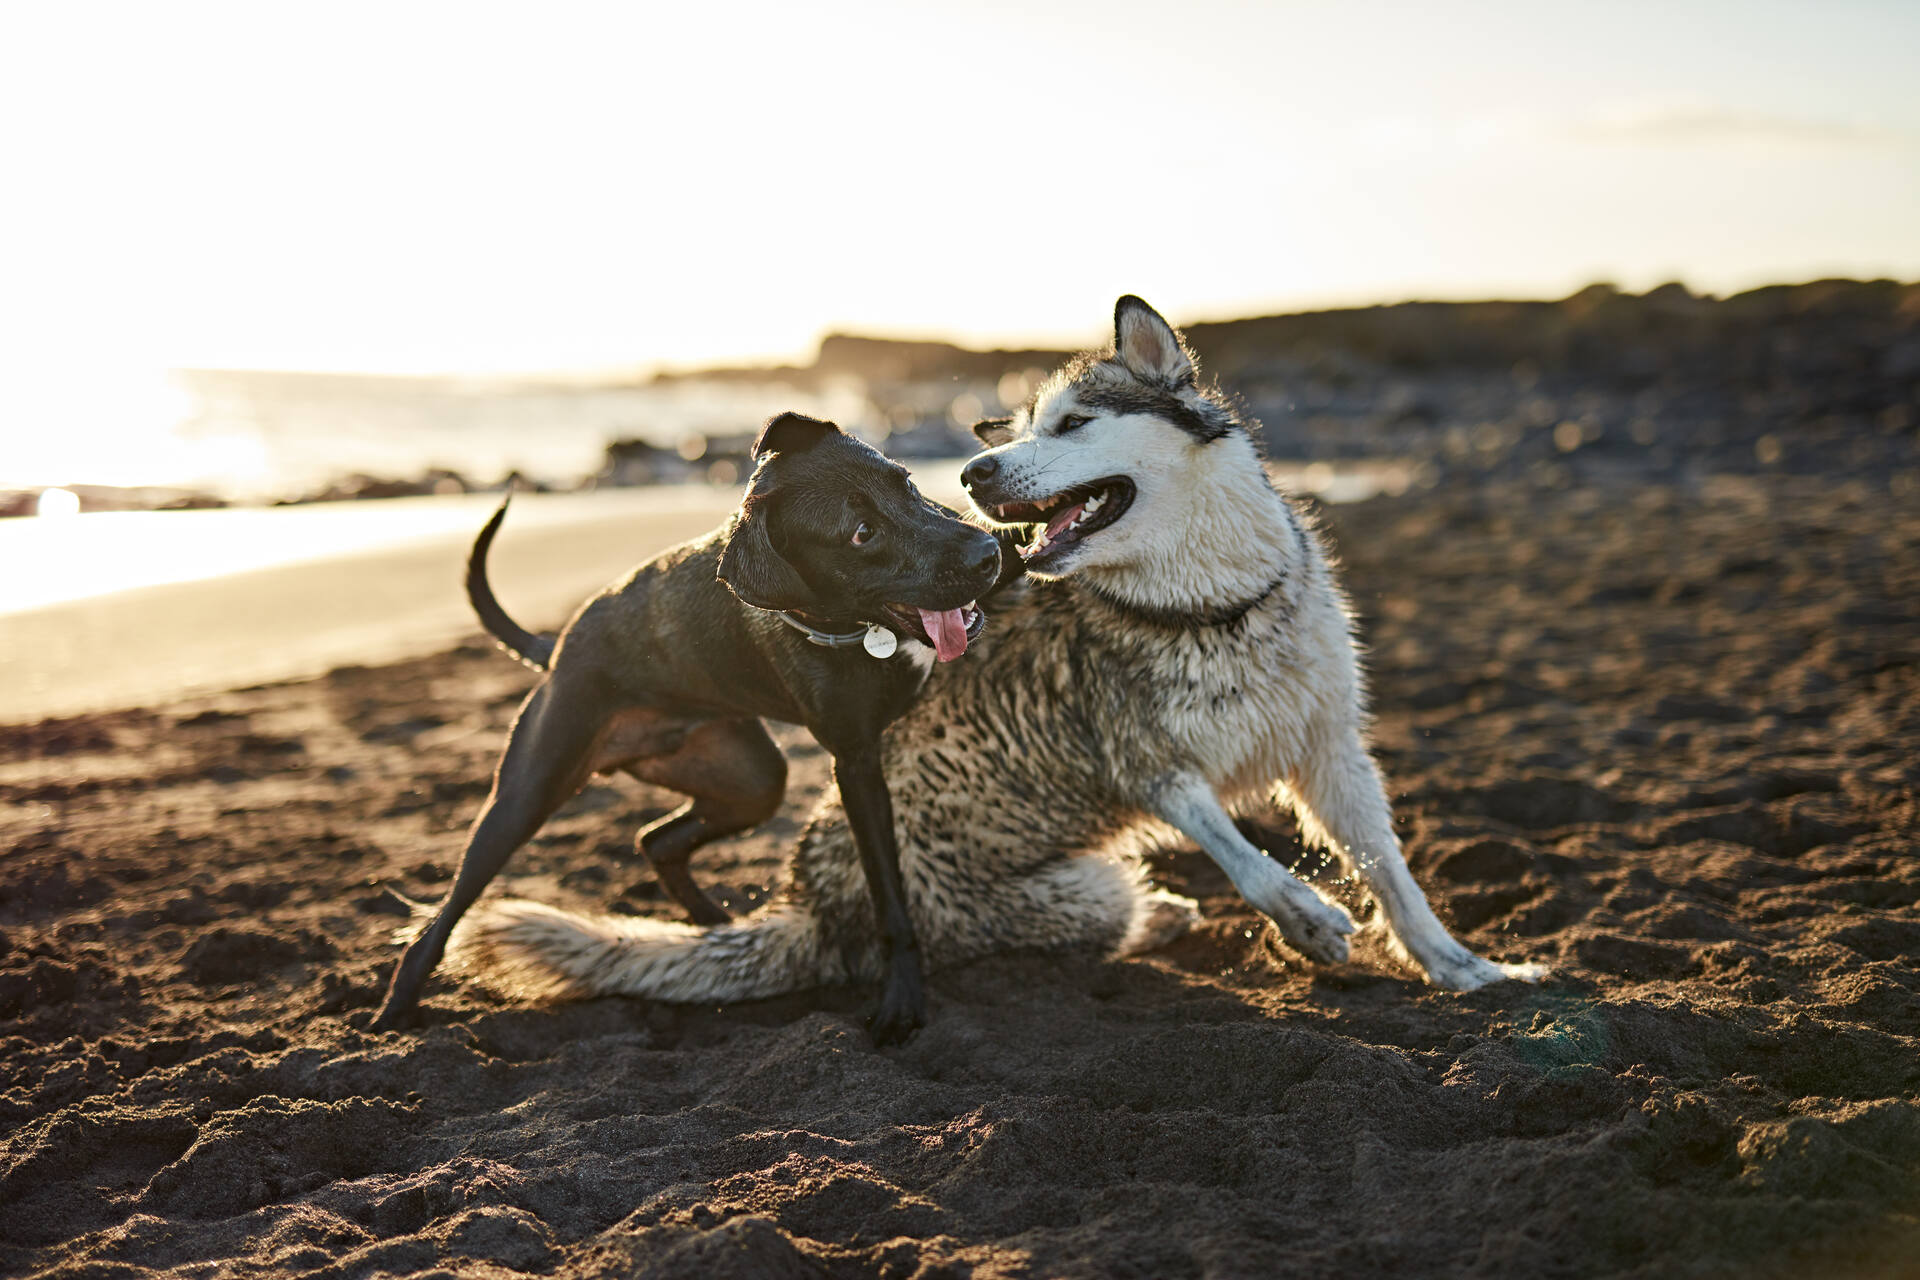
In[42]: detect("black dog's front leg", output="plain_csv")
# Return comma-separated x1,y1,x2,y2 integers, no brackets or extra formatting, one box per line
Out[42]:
831,747,926,1046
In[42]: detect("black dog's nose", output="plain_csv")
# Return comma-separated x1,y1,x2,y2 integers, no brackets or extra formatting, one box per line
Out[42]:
968,533,1000,578
961,455,999,489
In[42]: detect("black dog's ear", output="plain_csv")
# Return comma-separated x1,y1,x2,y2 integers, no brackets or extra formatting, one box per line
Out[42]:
1113,294,1194,387
751,412,842,460
972,417,1015,447
716,494,815,612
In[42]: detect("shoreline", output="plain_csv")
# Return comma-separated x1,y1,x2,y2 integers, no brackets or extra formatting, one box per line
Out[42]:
0,459,1408,723
9,277,1912,520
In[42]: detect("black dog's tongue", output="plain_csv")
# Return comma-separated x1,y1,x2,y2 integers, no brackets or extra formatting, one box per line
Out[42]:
916,608,969,662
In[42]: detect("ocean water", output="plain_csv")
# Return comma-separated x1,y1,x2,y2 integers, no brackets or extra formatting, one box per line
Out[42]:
4,367,1413,511
2,369,884,502
2,367,1408,614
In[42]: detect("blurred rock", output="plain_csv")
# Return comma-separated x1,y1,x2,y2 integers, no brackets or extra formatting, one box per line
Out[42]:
640,278,1918,488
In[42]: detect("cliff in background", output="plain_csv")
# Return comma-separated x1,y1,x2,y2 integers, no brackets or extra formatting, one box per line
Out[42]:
652,280,1919,481
657,279,1919,391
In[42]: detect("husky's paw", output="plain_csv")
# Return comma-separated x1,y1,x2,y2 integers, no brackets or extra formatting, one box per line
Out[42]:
1121,890,1203,955
1274,895,1355,967
1422,947,1549,992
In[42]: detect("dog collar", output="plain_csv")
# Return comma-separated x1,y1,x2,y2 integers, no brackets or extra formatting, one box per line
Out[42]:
1083,573,1287,629
771,606,988,657
773,611,904,658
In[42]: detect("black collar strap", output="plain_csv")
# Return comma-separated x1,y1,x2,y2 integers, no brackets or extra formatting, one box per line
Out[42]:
1083,572,1287,630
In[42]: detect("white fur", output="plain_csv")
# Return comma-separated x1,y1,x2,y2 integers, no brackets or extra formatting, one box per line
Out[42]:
894,637,935,679
446,897,828,1005
985,406,1297,617
1148,771,1354,964
968,302,1547,990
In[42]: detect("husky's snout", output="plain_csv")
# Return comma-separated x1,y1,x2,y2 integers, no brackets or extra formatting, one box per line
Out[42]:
960,451,1010,507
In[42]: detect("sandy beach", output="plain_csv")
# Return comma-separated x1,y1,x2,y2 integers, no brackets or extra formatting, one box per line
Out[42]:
8,0,1916,1263
2,464,1915,1278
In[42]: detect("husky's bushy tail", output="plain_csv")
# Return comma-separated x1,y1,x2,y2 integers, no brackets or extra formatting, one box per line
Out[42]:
443,899,832,1004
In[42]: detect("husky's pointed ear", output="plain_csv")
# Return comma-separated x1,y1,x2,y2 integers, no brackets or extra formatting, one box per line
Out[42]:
1114,295,1194,387
972,417,1015,447
716,490,814,611
751,412,842,460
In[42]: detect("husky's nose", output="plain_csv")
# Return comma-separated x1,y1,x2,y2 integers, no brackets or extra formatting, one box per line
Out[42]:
961,454,999,490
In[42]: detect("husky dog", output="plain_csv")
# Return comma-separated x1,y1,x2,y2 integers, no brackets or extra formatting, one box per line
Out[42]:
444,297,1545,1018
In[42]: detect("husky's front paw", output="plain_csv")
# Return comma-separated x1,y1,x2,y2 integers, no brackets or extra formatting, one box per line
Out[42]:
1274,895,1355,967
1422,946,1549,992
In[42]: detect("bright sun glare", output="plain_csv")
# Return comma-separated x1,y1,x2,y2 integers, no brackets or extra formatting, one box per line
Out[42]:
35,487,81,518
6,365,276,493
1,2,1916,491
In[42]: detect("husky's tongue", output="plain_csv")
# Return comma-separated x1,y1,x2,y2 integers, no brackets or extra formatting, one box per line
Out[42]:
916,608,970,663
1045,502,1086,541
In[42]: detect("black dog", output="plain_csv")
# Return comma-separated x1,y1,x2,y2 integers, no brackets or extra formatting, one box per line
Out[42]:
371,413,1005,1043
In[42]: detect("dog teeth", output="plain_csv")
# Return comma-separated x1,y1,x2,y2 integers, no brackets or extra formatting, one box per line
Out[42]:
1083,492,1104,514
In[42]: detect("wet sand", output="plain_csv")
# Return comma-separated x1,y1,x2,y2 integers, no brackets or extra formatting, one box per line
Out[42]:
0,490,740,722
2,470,1916,1278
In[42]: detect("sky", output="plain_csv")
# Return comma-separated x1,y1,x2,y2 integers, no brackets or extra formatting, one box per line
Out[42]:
2,0,1917,386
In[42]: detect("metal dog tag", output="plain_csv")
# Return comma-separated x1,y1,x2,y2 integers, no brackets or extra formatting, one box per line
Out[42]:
862,625,898,658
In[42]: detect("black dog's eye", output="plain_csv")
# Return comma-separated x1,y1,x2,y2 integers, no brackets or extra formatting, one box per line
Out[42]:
851,522,875,546
1057,413,1092,434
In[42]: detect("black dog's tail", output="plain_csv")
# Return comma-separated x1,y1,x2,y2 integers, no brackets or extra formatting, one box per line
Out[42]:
467,497,555,671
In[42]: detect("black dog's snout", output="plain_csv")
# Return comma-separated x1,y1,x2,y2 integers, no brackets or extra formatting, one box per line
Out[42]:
967,532,1000,578
961,454,999,490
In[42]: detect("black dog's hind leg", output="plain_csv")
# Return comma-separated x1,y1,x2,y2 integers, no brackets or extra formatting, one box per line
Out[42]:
626,717,787,925
371,678,611,1029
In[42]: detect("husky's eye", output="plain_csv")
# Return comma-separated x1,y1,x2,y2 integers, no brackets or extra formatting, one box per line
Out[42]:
1057,413,1092,434
851,521,875,546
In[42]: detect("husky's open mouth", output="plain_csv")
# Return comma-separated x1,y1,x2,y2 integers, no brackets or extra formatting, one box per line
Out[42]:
880,601,985,662
986,477,1136,565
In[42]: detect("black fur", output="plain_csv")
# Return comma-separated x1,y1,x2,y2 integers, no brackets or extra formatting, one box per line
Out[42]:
751,410,840,459
466,499,553,669
971,417,1014,446
715,484,817,612
1073,383,1232,443
372,417,1004,1045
